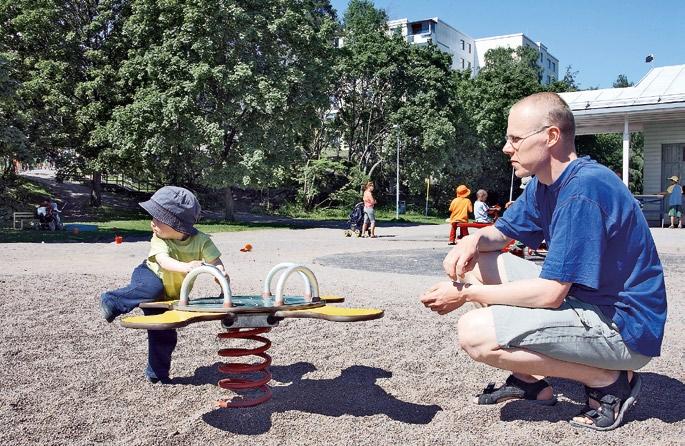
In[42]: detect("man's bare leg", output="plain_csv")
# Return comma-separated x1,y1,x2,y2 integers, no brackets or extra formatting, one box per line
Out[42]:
460,251,632,423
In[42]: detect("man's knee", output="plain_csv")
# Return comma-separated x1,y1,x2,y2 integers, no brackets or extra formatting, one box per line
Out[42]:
457,308,497,361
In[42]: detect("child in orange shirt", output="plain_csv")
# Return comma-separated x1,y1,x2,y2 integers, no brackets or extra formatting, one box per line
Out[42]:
448,185,472,245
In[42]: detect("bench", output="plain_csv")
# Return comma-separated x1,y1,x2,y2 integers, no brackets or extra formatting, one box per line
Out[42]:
455,222,494,230
13,211,38,230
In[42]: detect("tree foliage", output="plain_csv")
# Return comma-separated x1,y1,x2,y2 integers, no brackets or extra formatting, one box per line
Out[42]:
98,0,337,218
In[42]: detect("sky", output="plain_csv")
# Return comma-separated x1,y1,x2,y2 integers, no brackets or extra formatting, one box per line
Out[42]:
329,0,685,89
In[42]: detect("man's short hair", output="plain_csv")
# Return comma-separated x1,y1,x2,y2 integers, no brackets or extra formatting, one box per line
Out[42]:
476,189,487,198
514,92,575,139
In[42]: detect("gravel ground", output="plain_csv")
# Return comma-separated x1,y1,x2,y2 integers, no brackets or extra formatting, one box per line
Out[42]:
1,224,683,445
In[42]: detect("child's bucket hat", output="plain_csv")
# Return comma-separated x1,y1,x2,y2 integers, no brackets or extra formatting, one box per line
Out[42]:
139,186,201,235
456,185,471,198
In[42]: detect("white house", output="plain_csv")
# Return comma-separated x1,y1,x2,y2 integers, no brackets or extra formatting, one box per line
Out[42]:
559,65,685,197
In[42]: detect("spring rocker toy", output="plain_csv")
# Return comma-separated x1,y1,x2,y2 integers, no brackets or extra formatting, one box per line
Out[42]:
121,263,383,408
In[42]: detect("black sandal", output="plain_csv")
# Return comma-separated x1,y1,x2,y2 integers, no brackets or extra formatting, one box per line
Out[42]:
570,371,642,431
477,374,557,405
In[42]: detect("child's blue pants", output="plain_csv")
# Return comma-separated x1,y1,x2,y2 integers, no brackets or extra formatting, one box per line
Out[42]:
101,262,177,381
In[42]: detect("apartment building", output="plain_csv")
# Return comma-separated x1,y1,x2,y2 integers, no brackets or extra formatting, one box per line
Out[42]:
388,18,559,85
387,18,477,74
475,33,559,84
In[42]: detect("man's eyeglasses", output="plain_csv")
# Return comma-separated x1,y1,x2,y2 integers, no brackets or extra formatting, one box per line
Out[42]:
505,125,551,150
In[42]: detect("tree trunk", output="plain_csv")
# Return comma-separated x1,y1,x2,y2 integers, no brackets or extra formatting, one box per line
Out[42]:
223,186,235,221
90,171,102,207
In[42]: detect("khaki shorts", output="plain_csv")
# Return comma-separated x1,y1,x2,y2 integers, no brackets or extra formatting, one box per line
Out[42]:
489,253,651,370
363,207,376,224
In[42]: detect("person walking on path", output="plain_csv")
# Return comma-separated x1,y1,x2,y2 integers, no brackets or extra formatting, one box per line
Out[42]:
421,92,667,431
361,181,377,238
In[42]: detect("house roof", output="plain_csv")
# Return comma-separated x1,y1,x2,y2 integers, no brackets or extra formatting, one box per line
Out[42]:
559,65,685,135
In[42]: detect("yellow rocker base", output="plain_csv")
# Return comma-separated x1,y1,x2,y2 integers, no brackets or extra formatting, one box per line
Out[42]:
121,296,383,330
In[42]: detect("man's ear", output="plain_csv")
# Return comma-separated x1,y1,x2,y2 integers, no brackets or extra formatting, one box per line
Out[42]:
546,126,562,146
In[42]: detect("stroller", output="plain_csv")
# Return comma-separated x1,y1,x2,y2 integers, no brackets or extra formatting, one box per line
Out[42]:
35,201,65,231
344,202,370,237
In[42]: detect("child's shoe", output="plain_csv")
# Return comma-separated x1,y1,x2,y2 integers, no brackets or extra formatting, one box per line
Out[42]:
99,293,117,323
146,374,172,384
679,223,683,229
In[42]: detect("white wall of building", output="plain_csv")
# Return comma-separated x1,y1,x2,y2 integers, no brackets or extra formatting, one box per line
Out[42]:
475,33,559,84
388,18,477,74
642,120,685,194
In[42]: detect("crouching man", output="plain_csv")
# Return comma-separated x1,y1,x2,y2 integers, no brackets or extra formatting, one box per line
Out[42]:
420,92,667,431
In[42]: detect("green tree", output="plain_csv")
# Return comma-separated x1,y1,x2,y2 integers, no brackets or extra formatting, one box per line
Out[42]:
102,0,337,219
0,53,27,179
333,0,405,179
452,46,542,198
548,65,580,92
0,0,131,205
613,74,633,88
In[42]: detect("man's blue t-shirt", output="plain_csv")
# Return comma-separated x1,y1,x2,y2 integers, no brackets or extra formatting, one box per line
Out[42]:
495,157,667,356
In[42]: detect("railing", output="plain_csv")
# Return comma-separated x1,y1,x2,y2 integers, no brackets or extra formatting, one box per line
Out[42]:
101,173,159,193
634,194,665,228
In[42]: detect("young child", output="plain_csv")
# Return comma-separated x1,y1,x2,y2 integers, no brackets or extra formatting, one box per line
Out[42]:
100,186,229,383
474,189,495,223
448,185,472,245
665,175,683,228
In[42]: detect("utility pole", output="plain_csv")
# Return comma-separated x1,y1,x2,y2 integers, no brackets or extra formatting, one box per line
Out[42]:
394,125,400,220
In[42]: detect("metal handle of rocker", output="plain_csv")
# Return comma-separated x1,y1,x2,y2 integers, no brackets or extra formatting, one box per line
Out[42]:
273,264,320,306
179,264,233,307
262,262,314,299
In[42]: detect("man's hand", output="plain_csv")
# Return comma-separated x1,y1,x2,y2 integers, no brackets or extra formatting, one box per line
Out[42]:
443,236,480,281
420,281,468,315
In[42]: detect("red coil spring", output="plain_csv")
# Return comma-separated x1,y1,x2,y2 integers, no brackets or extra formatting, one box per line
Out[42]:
216,327,273,408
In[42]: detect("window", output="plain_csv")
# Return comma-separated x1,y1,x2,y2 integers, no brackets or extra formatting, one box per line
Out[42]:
548,59,551,68
467,61,471,69
460,39,465,50
411,23,422,34
468,43,472,53
461,58,465,69
540,52,543,62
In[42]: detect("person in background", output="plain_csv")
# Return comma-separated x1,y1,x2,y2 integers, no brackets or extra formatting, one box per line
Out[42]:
474,190,501,223
448,185,472,245
662,175,683,229
361,181,377,238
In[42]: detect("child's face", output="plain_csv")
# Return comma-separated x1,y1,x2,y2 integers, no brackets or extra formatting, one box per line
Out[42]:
151,218,183,239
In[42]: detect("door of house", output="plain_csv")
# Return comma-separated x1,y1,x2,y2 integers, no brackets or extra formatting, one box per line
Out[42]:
661,143,685,187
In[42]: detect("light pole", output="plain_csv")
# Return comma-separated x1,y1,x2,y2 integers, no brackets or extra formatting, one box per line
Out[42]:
394,125,400,220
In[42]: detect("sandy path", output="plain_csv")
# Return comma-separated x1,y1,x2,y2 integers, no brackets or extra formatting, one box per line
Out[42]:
1,224,683,445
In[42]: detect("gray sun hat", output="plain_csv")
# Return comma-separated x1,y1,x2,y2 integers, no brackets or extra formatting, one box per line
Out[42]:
139,186,201,235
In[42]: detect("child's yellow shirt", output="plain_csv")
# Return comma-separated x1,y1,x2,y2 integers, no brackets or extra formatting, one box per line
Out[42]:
146,231,221,300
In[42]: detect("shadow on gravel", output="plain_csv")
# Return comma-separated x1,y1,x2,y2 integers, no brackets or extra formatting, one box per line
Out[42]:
499,373,685,425
177,362,442,433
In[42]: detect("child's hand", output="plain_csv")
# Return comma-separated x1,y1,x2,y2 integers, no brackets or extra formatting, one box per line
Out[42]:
213,266,230,284
185,260,204,273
